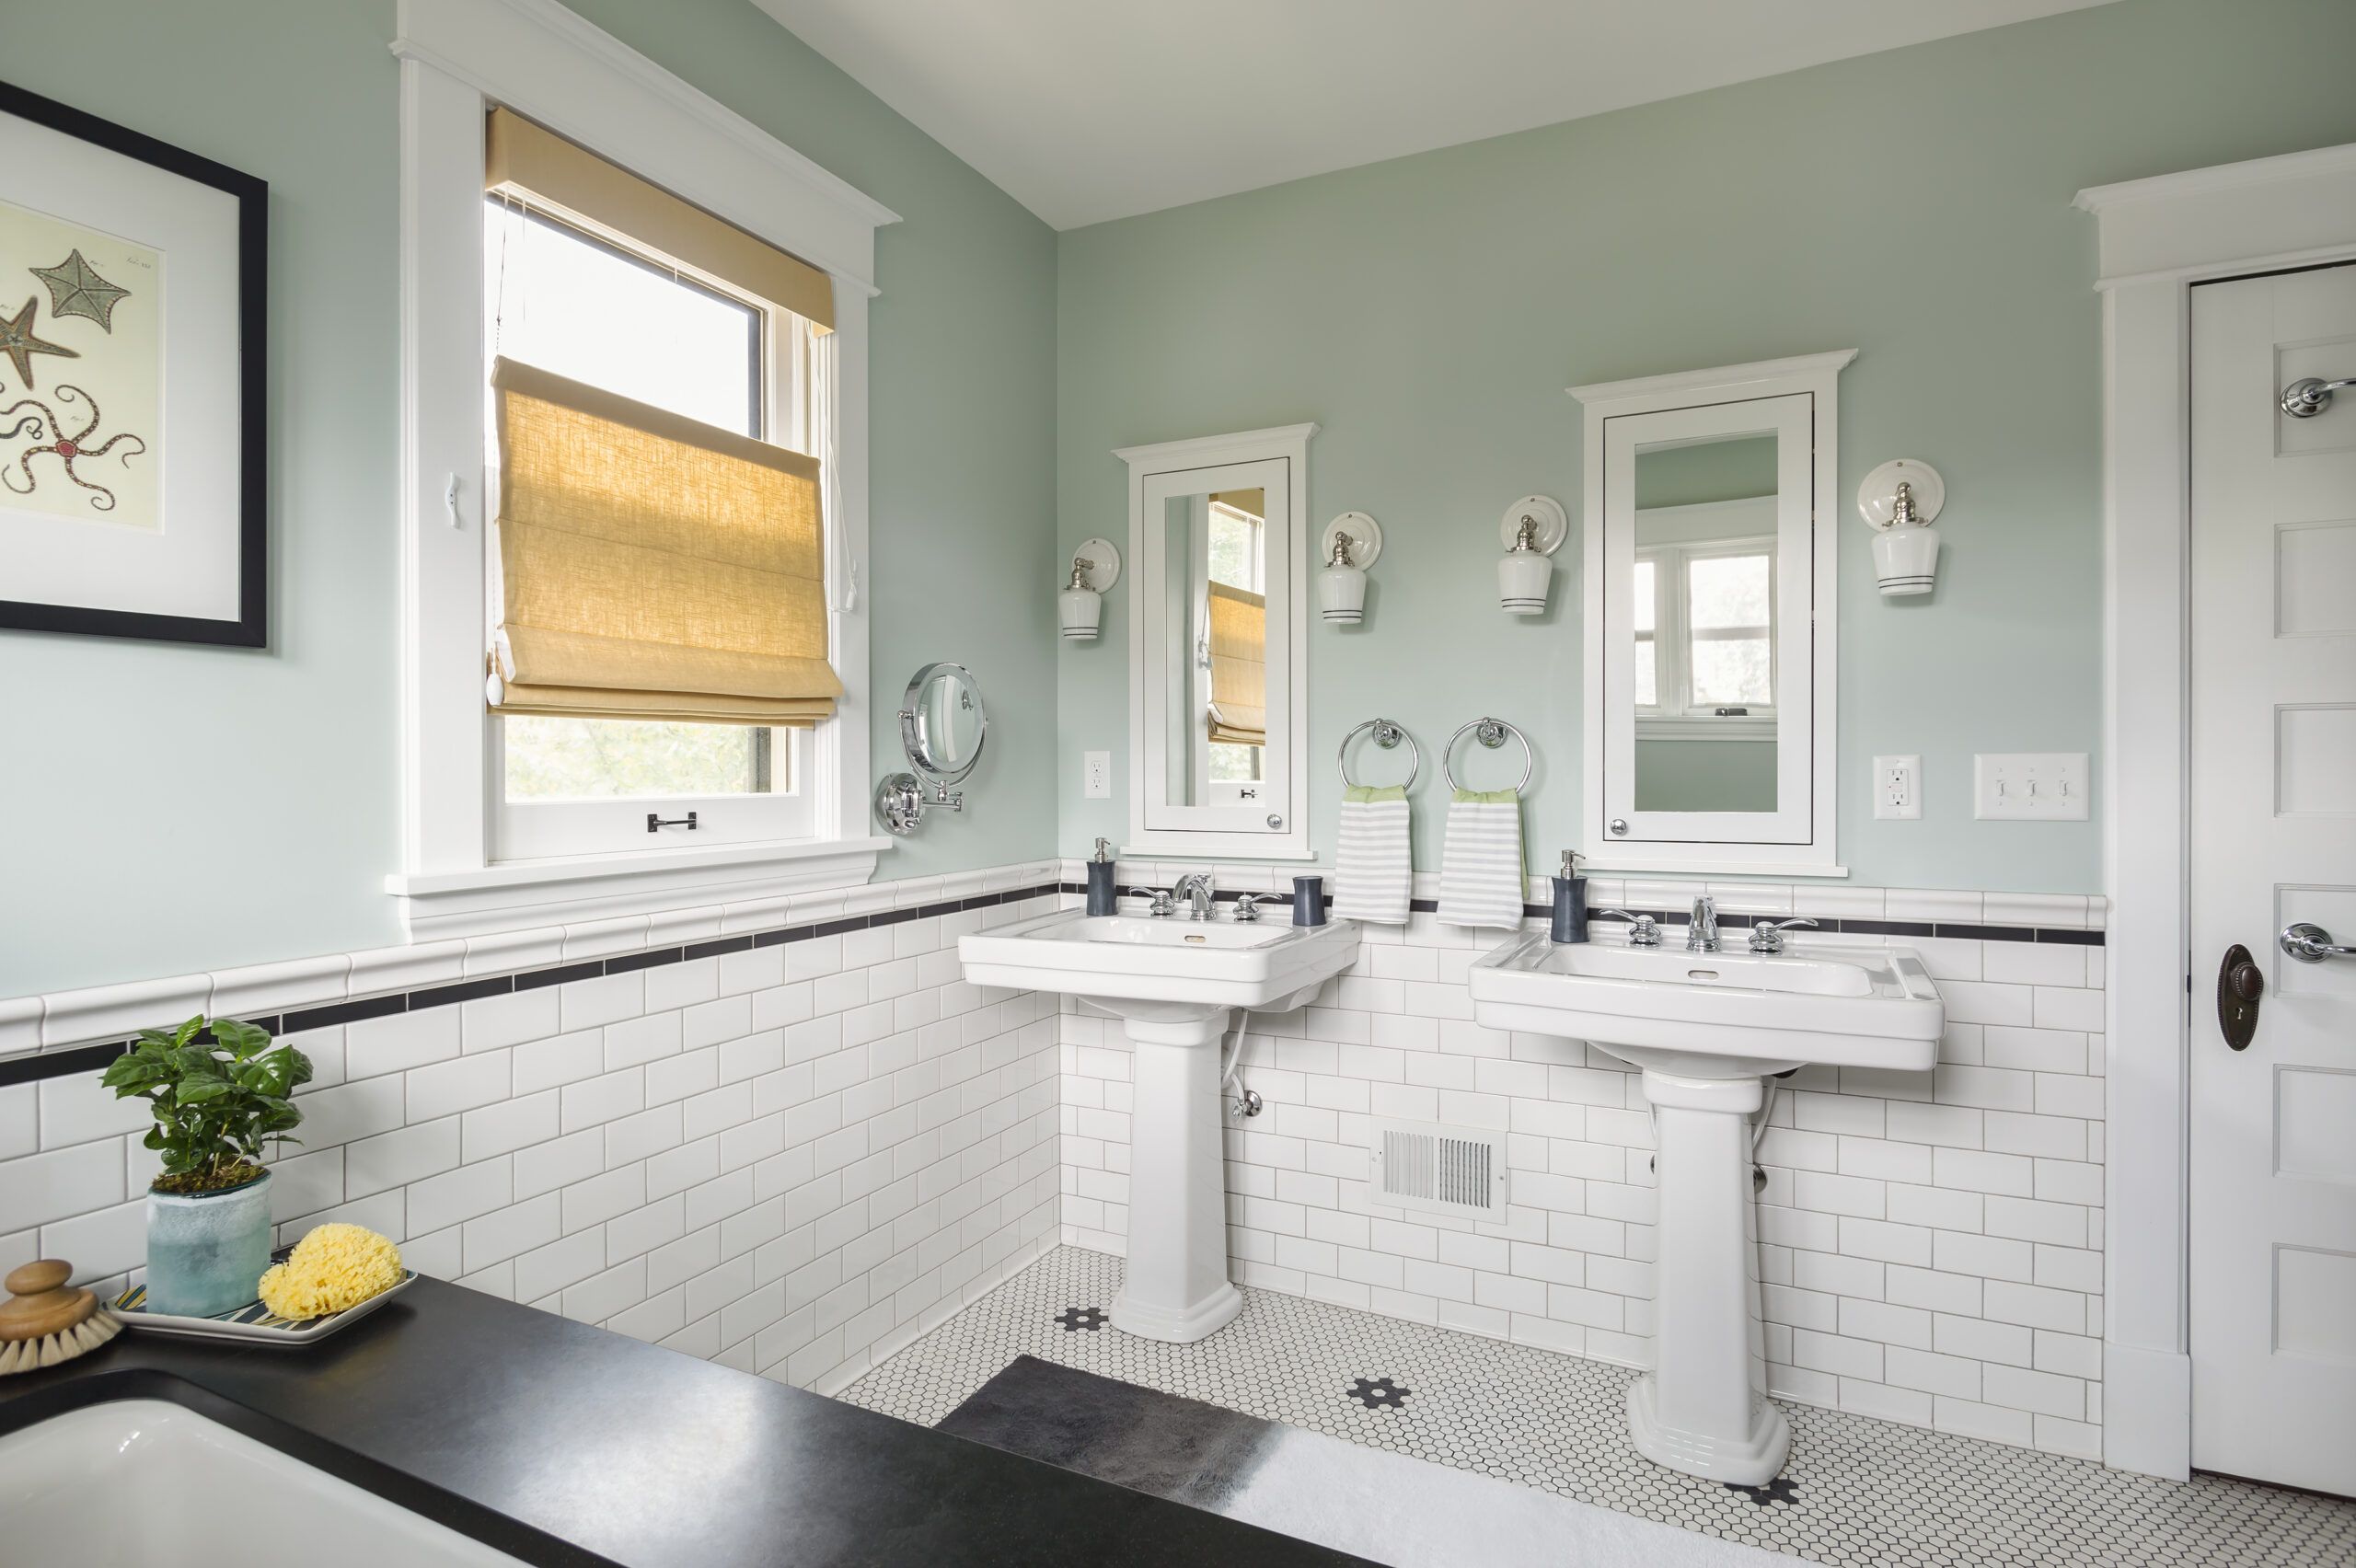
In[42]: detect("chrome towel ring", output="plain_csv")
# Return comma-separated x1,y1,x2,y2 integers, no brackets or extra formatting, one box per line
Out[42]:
1443,717,1533,794
1338,717,1420,790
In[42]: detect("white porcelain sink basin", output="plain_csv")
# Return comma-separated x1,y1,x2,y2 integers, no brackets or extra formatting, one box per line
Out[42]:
960,907,1360,1022
960,905,1360,1345
0,1399,525,1566
1469,931,1943,1076
1469,930,1944,1491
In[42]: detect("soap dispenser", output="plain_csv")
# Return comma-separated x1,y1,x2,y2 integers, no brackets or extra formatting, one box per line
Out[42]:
1086,838,1118,916
1551,849,1588,944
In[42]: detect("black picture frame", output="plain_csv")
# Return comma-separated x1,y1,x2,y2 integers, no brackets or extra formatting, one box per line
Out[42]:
0,79,268,648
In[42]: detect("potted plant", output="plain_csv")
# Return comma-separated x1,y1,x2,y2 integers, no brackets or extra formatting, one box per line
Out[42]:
102,1016,312,1317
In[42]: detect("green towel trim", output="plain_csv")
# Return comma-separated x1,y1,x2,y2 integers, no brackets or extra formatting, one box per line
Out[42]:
1344,784,1408,803
1452,788,1519,804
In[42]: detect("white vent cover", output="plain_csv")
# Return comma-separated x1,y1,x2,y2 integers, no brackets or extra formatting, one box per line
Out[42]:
1369,1118,1508,1219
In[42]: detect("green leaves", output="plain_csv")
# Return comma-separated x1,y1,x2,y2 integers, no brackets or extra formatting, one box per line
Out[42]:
101,1014,314,1193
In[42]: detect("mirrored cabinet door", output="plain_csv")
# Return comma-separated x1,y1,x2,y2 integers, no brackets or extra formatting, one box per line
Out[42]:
1599,393,1819,847
1137,455,1295,837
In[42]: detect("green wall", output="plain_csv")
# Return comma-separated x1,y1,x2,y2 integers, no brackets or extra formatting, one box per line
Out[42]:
0,0,1057,995
1053,0,2356,894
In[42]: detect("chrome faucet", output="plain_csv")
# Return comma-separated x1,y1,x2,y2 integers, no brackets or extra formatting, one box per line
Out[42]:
1687,896,1720,952
1172,872,1217,921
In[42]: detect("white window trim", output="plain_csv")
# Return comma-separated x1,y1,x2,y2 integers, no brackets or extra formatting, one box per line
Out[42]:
386,0,899,939
2077,140,2356,1482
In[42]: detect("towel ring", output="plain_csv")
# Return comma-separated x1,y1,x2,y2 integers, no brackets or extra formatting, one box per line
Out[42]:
1443,717,1533,794
1338,717,1420,790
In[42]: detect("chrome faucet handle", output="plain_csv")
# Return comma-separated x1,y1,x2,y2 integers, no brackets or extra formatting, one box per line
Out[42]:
1748,917,1818,954
1599,910,1661,947
1232,892,1266,923
1130,886,1176,918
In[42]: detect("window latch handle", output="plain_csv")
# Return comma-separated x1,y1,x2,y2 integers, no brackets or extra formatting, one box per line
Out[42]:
646,812,699,833
445,472,461,529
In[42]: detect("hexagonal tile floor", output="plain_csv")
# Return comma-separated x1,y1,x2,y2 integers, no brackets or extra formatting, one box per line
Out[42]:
840,1247,2356,1567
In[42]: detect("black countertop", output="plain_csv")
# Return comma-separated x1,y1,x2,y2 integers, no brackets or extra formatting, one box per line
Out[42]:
0,1276,1369,1567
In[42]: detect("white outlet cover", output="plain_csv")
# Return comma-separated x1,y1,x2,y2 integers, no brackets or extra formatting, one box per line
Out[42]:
1873,755,1921,820
1973,753,2089,821
1083,750,1112,800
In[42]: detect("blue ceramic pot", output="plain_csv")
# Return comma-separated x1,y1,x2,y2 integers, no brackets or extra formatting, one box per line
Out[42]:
144,1170,272,1318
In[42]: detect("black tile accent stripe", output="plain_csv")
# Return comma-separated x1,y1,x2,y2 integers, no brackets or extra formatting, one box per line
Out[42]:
6,882,1066,1085
6,880,2100,1085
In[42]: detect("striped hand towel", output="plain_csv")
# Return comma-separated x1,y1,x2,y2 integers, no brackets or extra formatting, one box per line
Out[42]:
1436,788,1527,928
1333,784,1412,925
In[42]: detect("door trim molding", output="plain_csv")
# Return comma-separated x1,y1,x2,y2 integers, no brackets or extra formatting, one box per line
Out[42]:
2077,141,2356,1482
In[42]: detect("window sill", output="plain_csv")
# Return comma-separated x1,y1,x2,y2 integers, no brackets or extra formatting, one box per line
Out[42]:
1634,715,1777,741
385,835,891,940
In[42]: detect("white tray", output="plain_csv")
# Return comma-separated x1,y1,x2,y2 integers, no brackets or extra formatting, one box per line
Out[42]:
111,1269,417,1346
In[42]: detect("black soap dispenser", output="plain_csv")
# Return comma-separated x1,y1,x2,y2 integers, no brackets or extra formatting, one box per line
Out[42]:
1085,837,1118,916
1551,849,1588,944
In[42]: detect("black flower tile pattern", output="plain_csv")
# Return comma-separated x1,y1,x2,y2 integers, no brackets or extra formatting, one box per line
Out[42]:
840,1247,2356,1567
1345,1377,1410,1411
1056,1306,1107,1332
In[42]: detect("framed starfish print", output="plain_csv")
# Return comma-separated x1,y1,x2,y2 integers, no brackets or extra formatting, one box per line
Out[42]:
0,80,265,645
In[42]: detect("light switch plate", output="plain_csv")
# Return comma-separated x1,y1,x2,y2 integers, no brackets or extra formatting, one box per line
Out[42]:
1973,753,2089,821
1083,751,1112,800
1874,755,1922,820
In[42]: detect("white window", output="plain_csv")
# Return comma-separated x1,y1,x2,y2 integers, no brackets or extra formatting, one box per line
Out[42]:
390,0,895,940
481,200,826,859
1634,537,1777,722
1204,497,1265,794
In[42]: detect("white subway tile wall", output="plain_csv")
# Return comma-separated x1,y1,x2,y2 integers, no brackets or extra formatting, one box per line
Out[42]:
1057,882,2108,1463
0,882,1065,1399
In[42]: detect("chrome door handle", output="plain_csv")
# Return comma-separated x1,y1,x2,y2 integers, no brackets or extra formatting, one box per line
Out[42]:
2281,375,2356,418
2281,922,2355,963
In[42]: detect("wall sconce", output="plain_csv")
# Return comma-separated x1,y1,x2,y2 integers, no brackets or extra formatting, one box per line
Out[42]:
1319,512,1383,625
1058,536,1121,640
1857,460,1946,598
1496,495,1566,616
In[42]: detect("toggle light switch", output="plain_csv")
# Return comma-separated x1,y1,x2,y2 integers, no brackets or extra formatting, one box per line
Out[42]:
1973,753,2089,821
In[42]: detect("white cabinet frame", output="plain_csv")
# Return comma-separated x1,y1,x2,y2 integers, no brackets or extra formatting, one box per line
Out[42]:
1117,424,1316,861
1572,352,1852,876
383,0,899,939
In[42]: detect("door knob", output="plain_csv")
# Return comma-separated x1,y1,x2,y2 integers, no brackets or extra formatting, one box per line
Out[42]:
2281,922,2356,963
2217,944,2263,1051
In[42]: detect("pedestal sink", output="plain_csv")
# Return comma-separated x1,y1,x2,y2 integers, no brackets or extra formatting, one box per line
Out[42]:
1469,931,1943,1484
960,908,1359,1341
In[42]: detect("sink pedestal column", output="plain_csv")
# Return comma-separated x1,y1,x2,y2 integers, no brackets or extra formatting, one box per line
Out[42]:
1109,1010,1243,1343
1628,1067,1789,1485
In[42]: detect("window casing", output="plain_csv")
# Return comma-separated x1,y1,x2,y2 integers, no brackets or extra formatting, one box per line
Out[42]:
390,0,895,940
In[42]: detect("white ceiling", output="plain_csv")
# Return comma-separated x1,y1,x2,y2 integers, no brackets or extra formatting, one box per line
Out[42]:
753,0,2118,230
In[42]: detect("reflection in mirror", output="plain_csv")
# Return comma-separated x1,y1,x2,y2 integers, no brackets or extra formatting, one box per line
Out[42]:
901,662,987,785
1161,490,1268,809
1631,433,1779,813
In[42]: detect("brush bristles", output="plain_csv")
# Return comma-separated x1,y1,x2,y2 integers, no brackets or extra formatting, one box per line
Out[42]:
0,1309,122,1377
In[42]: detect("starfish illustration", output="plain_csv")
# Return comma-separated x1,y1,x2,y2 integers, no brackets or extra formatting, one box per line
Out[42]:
30,250,131,331
0,297,77,390
1345,1376,1411,1411
2,385,146,513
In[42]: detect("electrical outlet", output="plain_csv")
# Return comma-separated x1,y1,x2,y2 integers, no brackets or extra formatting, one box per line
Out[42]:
1874,755,1921,820
1083,751,1112,800
1973,753,2089,821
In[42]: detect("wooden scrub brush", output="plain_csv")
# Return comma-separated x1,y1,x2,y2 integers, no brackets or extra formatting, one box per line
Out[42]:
0,1259,123,1375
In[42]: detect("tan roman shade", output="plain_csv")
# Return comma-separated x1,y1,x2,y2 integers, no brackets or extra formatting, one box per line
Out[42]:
486,106,833,330
490,356,842,726
1206,582,1266,747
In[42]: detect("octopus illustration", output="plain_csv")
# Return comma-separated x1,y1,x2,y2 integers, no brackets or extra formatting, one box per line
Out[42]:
3,385,146,513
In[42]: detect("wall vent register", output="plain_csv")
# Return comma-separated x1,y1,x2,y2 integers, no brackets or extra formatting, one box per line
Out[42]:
1371,1119,1508,1220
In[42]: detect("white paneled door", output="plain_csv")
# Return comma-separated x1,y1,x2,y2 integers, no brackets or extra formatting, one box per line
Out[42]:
2189,261,2356,1497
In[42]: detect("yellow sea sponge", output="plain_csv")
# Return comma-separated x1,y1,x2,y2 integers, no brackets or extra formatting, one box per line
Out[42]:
257,1223,404,1320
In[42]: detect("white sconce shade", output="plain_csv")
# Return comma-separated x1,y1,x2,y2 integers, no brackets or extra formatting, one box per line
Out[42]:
1318,513,1383,625
1496,495,1566,616
1059,536,1121,640
1857,460,1945,598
